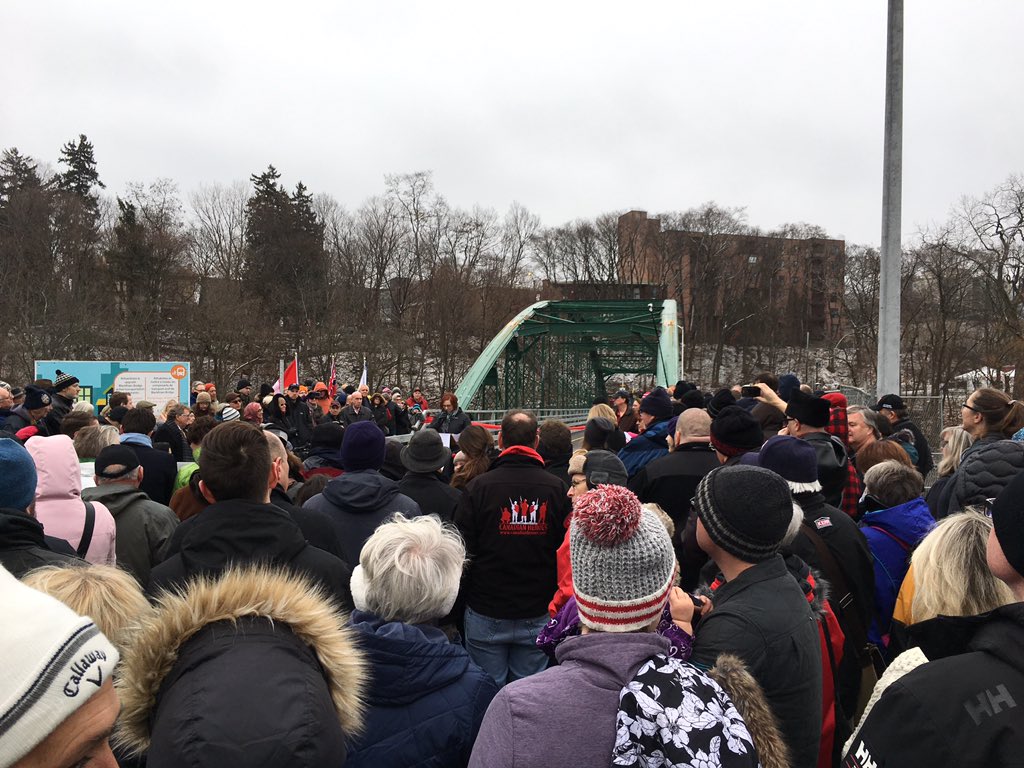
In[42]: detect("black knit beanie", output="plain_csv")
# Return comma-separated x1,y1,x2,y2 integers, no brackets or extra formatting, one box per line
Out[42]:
639,387,673,420
707,388,737,417
709,406,763,457
694,465,793,563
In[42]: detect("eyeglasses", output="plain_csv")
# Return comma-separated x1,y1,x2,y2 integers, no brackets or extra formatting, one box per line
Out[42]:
962,402,981,413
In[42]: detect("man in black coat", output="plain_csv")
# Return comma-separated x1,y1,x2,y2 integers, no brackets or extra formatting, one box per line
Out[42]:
873,393,933,478
690,465,822,768
340,391,373,427
152,403,194,462
628,408,719,537
454,410,571,686
119,407,177,506
397,429,462,522
749,435,876,720
0,437,83,576
284,384,316,450
148,421,352,608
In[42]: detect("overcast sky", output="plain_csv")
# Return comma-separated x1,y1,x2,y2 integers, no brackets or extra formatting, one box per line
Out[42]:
3,1,1023,245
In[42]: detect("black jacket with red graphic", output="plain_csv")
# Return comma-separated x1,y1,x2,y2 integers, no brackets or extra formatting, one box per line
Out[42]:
455,447,570,620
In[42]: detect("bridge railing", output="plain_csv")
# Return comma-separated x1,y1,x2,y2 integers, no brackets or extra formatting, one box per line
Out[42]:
466,409,592,427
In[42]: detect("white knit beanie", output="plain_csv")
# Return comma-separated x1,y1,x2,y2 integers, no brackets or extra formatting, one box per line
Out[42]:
570,485,675,632
0,566,119,767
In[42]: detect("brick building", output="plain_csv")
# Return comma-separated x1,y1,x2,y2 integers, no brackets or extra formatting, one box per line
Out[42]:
617,211,844,348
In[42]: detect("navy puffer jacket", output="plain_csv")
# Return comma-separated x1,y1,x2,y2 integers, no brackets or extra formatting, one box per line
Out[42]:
345,611,498,767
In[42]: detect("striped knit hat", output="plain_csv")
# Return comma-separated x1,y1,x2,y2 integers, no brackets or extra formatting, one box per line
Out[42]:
0,565,119,766
570,484,676,632
694,465,793,563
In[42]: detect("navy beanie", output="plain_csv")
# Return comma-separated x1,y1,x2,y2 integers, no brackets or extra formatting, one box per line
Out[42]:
0,438,37,510
778,374,801,403
342,421,386,471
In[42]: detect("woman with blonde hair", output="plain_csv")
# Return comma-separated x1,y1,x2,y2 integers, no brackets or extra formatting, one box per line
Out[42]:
925,425,973,517
587,403,617,423
22,564,153,651
846,509,1015,754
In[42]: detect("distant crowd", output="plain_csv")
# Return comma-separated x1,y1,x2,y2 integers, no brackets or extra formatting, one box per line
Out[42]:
0,368,1022,768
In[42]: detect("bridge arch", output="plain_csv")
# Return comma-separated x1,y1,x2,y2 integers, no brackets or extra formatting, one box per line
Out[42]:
456,299,679,411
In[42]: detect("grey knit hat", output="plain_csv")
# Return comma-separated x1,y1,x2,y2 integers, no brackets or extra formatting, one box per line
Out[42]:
694,465,793,563
570,485,676,632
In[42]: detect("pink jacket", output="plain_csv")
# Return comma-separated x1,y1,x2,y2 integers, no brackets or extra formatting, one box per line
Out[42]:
27,435,116,566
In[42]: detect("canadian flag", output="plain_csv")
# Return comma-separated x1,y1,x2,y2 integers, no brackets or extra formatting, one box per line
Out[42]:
273,358,299,394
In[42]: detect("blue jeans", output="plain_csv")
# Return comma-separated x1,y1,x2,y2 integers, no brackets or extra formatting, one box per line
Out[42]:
464,606,550,687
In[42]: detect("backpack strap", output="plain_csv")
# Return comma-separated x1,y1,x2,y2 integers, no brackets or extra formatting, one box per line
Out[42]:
800,520,877,665
77,501,96,559
864,524,911,553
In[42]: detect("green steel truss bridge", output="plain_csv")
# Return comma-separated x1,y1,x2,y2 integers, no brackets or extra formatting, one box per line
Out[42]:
456,300,680,413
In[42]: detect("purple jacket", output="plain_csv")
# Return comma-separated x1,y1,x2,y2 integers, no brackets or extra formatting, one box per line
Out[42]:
469,632,670,768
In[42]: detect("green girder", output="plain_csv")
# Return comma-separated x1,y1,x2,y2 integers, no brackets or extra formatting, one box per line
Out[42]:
456,299,679,411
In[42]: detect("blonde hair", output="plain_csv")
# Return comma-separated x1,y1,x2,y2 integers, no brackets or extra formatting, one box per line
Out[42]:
910,510,1015,623
22,565,153,651
937,426,973,478
588,403,617,423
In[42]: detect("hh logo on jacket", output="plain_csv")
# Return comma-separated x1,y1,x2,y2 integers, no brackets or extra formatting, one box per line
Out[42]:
499,498,549,535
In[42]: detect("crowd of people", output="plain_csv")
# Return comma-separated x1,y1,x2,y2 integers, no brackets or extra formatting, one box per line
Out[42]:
0,368,1022,767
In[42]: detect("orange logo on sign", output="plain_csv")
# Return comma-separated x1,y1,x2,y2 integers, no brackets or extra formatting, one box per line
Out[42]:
170,366,187,380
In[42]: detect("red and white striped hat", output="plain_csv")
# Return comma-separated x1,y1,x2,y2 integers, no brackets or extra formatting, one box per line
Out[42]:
570,484,676,632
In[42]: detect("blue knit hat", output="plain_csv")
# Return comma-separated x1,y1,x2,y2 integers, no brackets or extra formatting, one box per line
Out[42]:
342,421,386,471
0,438,37,511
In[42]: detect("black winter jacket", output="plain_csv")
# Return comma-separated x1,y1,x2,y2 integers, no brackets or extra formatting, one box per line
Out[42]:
123,441,177,506
153,419,192,462
941,438,1024,517
690,554,823,768
118,568,366,768
397,471,462,523
429,408,472,435
0,507,84,577
893,417,933,477
628,443,719,533
802,431,849,509
148,498,353,608
455,449,570,619
304,470,422,567
785,491,876,716
843,603,1024,768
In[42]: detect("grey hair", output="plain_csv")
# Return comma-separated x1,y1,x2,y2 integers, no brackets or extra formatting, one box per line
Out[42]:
71,400,96,414
780,502,805,546
847,405,883,439
167,403,189,421
359,513,466,625
863,459,923,508
95,465,141,486
73,424,120,460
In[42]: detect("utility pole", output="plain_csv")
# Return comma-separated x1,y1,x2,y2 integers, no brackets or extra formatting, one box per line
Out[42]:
877,0,903,397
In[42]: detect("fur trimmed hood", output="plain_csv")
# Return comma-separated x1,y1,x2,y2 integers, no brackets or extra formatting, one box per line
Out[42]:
710,653,789,768
116,566,366,756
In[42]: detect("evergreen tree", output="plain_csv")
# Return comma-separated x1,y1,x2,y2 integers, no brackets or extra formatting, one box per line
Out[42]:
55,134,105,221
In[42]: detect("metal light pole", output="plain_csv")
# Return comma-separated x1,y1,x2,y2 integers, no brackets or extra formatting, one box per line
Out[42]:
877,0,903,397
